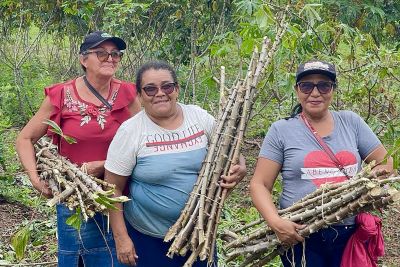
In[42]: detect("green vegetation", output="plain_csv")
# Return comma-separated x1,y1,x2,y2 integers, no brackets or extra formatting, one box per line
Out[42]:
0,0,399,265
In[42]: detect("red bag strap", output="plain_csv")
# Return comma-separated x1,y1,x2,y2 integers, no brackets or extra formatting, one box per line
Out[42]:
300,113,351,179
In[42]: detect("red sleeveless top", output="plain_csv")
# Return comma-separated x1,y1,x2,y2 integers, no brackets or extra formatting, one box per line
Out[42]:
45,78,137,165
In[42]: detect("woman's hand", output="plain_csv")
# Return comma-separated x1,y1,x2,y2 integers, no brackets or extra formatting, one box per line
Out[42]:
31,175,53,198
269,216,305,246
115,234,138,266
220,155,247,189
83,160,105,177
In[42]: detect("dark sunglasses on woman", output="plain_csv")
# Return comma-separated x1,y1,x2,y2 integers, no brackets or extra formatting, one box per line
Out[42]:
142,82,176,96
297,81,336,94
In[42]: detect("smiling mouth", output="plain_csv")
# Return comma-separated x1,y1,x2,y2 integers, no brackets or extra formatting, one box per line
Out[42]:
153,99,169,104
309,101,322,104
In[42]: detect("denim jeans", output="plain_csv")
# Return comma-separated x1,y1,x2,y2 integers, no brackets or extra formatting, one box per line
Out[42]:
281,225,356,267
56,204,127,267
125,221,218,267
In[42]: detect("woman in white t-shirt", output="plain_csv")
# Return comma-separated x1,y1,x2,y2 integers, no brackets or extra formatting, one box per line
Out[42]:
104,60,246,267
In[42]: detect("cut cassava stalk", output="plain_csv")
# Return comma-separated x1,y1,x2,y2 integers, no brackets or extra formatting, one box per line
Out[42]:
165,17,288,266
223,168,400,266
34,137,129,221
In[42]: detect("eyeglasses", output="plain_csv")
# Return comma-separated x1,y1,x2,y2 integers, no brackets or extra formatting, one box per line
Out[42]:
82,49,123,62
296,81,336,94
142,82,176,96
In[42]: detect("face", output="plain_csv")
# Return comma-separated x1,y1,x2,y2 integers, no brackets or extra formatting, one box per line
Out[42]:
80,41,120,77
139,68,179,119
295,74,335,117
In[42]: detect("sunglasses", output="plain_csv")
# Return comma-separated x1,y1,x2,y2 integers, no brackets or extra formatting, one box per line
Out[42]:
296,81,336,94
142,82,176,96
82,49,123,62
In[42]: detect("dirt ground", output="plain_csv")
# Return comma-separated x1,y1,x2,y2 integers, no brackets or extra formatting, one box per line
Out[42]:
380,207,400,266
0,195,57,266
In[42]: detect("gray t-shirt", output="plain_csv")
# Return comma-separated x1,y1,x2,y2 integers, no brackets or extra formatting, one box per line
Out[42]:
260,111,381,218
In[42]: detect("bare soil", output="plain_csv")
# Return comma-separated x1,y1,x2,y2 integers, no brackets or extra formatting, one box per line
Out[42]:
0,195,57,266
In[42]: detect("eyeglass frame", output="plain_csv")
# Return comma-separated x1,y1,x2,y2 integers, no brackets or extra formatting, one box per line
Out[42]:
81,49,124,62
296,81,336,94
141,82,177,96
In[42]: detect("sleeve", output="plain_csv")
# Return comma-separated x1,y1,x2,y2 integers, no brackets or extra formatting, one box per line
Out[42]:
104,125,137,176
352,112,382,159
259,123,284,164
203,112,216,138
44,82,65,145
111,80,138,125
113,80,137,108
193,105,216,138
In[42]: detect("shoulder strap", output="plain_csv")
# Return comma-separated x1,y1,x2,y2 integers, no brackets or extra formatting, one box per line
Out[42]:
300,113,351,179
83,76,112,110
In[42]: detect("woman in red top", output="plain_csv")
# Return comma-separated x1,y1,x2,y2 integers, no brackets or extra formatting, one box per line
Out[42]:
16,31,141,267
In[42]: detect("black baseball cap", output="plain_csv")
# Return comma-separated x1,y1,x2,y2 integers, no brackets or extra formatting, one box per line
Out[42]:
79,31,126,54
296,60,336,82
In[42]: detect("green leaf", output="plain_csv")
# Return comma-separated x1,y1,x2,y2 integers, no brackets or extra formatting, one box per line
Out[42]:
384,138,400,169
234,0,262,16
43,119,77,144
241,38,256,55
43,119,63,136
66,208,82,230
11,225,30,261
63,135,77,144
93,194,121,210
300,4,322,27
254,8,272,30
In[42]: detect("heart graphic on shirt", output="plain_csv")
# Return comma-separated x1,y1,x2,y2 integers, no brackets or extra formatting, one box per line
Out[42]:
302,150,357,187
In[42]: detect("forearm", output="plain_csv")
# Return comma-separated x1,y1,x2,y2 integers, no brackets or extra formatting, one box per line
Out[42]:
16,137,40,181
105,170,130,239
109,202,130,240
250,181,280,228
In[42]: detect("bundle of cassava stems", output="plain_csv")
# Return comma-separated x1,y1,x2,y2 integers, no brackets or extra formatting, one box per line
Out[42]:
35,137,129,221
164,16,288,267
222,165,400,267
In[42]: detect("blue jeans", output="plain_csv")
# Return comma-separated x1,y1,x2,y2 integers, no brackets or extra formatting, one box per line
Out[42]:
56,204,127,267
125,221,217,267
281,225,356,267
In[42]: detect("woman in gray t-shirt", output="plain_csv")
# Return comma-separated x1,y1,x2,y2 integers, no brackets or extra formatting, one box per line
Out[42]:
250,60,393,267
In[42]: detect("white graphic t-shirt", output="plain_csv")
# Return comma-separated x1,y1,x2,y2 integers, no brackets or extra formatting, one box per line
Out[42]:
105,103,215,238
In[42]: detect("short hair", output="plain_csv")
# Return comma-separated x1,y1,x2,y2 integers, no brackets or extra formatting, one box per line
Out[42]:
135,60,178,93
79,54,89,72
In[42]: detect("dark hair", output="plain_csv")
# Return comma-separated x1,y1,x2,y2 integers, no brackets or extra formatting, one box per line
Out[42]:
285,103,303,120
135,60,178,93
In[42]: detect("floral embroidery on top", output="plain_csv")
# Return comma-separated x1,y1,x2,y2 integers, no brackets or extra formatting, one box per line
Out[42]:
64,87,119,130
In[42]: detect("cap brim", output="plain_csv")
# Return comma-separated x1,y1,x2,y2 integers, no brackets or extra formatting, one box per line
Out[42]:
296,69,336,82
88,37,126,51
